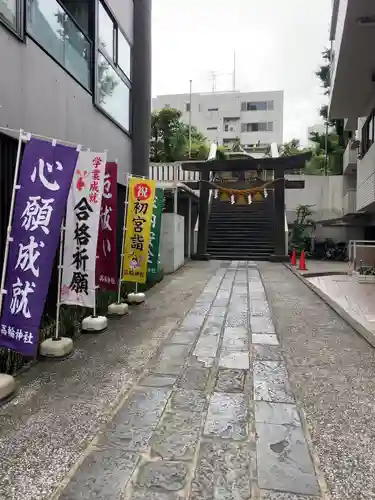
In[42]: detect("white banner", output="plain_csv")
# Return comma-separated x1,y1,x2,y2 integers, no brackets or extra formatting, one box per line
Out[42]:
60,151,107,307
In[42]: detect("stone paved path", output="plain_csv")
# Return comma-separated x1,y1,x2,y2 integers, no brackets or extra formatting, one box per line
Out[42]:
55,261,321,500
3,260,375,499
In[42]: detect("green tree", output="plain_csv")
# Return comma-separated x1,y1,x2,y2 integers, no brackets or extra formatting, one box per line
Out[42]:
308,131,344,175
289,204,316,254
265,139,309,159
279,139,305,156
316,47,346,150
150,108,209,162
315,48,331,96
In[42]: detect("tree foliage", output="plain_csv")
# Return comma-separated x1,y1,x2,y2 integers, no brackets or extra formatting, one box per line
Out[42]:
316,47,345,147
315,48,331,96
279,139,305,157
264,139,307,159
308,131,344,175
150,108,209,162
289,204,316,254
305,46,347,175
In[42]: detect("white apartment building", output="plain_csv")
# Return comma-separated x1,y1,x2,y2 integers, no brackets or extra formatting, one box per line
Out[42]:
152,90,284,152
329,0,375,234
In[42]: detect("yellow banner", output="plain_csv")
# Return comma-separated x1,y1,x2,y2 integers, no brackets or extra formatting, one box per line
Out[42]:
122,178,156,283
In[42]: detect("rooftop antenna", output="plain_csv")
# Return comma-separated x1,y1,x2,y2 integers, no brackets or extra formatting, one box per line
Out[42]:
206,67,235,93
207,71,218,92
232,50,236,91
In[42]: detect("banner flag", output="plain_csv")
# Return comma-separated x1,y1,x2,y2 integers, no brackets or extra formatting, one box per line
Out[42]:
147,188,164,278
96,162,117,291
122,178,156,284
0,138,79,356
60,151,107,307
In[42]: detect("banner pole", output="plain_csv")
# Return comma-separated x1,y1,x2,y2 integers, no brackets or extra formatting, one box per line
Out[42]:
0,130,26,316
117,173,131,304
135,174,147,295
93,284,98,318
0,130,27,400
54,222,65,341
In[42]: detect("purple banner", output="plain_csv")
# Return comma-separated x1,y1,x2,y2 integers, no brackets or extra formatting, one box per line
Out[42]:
0,138,79,356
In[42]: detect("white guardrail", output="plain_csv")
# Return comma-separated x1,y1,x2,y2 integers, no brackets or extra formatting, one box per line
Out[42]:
348,240,375,270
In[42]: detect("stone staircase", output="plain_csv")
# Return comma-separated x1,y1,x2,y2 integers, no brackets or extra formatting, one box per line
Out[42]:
207,195,275,260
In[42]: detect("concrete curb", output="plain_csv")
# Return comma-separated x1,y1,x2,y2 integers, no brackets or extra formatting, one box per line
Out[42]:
284,263,375,349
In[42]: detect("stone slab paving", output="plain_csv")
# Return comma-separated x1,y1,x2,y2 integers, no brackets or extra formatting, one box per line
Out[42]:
53,261,321,500
259,261,375,500
0,261,223,500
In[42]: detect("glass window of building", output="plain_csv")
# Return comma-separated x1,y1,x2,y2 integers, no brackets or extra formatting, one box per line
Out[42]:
27,0,91,89
97,52,130,131
1,0,23,34
117,30,131,79
98,1,114,60
96,1,132,132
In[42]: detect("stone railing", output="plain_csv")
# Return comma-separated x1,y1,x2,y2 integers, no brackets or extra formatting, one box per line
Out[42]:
149,162,201,182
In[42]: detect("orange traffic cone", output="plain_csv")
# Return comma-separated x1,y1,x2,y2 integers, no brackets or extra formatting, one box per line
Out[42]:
298,250,307,271
291,248,297,266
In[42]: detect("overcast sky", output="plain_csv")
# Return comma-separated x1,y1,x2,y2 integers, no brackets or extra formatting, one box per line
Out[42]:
151,0,332,146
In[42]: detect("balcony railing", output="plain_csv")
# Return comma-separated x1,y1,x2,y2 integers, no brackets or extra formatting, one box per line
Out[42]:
27,0,91,90
343,188,356,214
343,140,358,174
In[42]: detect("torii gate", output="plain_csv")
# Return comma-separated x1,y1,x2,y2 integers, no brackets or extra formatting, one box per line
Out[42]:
181,150,311,261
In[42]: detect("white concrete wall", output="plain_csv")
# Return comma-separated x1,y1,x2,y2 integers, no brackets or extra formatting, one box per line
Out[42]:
357,142,375,211
152,90,283,147
286,175,344,222
330,0,348,90
160,214,185,273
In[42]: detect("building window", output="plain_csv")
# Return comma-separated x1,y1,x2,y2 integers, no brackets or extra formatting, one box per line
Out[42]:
186,102,191,112
208,108,219,112
207,126,218,130
60,0,90,36
97,53,130,131
241,101,274,111
117,29,131,79
241,122,273,132
0,0,23,35
362,109,375,157
96,1,132,132
98,1,114,59
224,124,229,132
27,0,91,89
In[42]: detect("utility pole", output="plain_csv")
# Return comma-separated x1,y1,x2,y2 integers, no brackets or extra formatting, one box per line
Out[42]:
324,120,329,175
189,79,192,158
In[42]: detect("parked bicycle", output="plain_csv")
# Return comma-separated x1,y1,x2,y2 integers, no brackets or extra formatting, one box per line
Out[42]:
320,240,348,261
